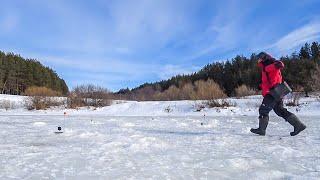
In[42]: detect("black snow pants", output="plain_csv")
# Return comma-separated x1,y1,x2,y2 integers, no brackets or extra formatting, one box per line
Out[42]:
259,94,293,119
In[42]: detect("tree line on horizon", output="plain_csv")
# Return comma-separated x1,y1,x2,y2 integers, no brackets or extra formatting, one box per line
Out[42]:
0,51,68,95
1,41,320,101
116,41,320,100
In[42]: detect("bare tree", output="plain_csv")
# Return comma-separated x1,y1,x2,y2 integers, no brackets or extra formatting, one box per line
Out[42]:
68,84,112,108
235,84,256,97
135,86,156,101
180,83,196,100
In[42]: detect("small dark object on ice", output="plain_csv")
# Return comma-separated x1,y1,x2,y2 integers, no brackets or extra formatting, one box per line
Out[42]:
55,126,63,134
201,122,204,126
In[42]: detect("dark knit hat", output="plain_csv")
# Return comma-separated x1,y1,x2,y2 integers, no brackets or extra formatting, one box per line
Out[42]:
257,52,273,61
257,52,275,66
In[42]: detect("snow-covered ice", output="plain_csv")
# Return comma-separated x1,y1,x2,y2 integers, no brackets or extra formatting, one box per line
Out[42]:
0,94,319,179
0,115,319,179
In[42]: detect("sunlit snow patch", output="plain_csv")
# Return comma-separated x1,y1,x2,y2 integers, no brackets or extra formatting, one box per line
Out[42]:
33,122,47,126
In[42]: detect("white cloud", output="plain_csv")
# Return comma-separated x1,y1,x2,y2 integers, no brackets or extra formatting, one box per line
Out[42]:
158,64,199,80
35,54,155,77
62,71,131,90
44,55,202,90
30,0,190,55
268,21,320,55
171,1,257,62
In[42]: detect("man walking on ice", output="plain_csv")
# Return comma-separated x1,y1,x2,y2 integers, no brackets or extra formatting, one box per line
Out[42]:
250,52,306,136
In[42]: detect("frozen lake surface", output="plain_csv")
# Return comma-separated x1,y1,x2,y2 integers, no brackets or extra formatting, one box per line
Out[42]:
0,115,319,179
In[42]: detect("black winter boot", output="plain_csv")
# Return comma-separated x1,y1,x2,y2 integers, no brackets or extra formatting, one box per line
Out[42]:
286,114,306,136
250,116,269,136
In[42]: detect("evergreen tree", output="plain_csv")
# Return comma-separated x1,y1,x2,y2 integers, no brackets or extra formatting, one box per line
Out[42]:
311,42,320,63
0,51,69,95
299,43,311,59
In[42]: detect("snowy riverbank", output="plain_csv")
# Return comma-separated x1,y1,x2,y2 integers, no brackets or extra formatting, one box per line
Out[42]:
1,94,320,117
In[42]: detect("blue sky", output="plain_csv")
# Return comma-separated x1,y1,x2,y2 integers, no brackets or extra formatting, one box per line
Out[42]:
1,0,320,91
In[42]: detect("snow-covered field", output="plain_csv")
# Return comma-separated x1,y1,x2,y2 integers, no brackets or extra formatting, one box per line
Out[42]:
0,94,319,179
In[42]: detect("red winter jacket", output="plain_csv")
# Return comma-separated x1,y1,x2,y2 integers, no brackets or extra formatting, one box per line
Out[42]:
258,60,284,96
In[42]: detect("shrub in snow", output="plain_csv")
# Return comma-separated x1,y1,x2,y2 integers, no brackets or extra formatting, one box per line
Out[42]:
193,102,205,112
0,100,15,110
25,96,63,110
126,79,226,101
136,79,226,101
164,106,173,113
193,79,226,100
67,84,112,108
24,86,62,97
285,92,301,107
235,84,257,97
133,86,158,101
67,93,85,108
23,86,65,110
180,83,197,100
205,99,235,108
167,85,183,100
